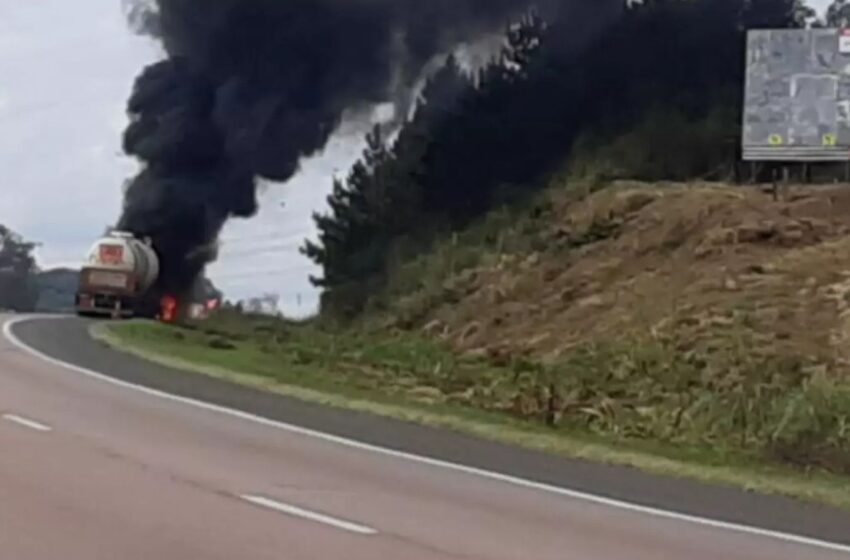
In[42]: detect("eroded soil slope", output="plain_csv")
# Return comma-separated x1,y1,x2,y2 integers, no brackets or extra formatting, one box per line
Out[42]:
378,182,850,471
419,183,850,369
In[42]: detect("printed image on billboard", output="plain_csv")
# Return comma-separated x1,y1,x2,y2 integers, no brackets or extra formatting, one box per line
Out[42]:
743,29,850,161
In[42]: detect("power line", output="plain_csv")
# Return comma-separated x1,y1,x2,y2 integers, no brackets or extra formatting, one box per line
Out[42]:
219,241,304,259
220,230,309,246
212,264,317,280
0,97,122,125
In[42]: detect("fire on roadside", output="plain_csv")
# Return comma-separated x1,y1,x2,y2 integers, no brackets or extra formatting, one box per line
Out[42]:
158,295,219,324
160,295,178,323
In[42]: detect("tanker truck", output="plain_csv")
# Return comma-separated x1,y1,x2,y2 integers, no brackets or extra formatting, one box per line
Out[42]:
75,231,160,318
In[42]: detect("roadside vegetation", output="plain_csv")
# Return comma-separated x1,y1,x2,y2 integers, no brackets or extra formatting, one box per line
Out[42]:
100,0,850,508
367,181,850,477
102,179,850,510
304,0,819,318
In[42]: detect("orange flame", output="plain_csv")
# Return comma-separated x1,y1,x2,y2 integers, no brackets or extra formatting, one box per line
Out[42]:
160,295,178,323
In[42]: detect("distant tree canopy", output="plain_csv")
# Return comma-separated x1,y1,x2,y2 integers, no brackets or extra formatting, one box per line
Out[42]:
305,0,816,318
0,225,39,312
826,0,850,27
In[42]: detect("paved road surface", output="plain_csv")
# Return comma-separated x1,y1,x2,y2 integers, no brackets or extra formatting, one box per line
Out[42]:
1,315,848,559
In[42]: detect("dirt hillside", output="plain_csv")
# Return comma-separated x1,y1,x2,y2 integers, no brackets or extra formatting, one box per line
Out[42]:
364,181,850,471
395,181,850,376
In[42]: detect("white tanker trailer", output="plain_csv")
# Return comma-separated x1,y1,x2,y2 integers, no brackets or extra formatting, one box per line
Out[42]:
75,231,160,318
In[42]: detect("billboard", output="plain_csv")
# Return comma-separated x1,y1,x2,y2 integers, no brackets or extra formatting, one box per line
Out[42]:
743,29,850,161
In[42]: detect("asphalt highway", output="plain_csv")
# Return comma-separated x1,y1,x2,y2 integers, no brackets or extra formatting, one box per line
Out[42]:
1,314,849,559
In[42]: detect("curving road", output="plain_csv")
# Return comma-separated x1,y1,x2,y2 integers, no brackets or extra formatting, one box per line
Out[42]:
1,314,849,559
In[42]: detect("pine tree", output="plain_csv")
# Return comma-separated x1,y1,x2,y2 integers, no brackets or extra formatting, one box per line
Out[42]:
827,0,850,27
305,0,769,319
303,124,412,314
744,0,813,28
500,10,547,83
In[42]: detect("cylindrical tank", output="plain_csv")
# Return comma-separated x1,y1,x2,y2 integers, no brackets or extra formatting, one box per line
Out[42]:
83,231,160,294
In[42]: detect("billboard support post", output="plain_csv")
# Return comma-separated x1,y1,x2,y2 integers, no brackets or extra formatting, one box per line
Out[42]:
772,168,780,201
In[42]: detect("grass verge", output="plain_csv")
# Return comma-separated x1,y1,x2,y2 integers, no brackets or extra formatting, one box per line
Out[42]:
92,317,850,511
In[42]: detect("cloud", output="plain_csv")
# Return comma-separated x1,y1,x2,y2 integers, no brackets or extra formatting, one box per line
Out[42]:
0,0,374,317
0,2,153,262
808,0,834,16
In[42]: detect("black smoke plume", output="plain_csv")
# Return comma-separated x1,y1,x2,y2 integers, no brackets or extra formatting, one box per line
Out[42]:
118,0,614,300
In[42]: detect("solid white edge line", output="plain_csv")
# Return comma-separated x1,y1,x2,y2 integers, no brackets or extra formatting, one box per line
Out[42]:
241,495,378,535
2,413,52,432
3,316,850,555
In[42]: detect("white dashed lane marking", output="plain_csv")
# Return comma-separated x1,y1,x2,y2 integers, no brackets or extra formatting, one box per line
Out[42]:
241,495,378,536
2,413,52,432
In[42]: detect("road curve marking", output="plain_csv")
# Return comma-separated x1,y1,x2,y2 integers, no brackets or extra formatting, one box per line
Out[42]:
241,495,378,535
2,413,52,432
4,316,850,555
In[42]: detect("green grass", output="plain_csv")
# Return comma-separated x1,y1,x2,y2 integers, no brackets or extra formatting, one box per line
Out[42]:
568,105,739,183
95,314,850,511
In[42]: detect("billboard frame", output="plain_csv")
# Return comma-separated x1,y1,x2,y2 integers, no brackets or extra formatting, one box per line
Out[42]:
742,28,850,163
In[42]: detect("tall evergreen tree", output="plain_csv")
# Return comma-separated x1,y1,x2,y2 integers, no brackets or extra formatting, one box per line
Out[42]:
744,0,813,28
304,0,819,318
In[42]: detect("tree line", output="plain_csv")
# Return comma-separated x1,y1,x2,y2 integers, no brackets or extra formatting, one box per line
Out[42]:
304,0,839,318
0,225,38,312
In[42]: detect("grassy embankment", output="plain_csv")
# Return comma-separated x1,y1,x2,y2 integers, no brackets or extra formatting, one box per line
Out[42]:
97,179,850,510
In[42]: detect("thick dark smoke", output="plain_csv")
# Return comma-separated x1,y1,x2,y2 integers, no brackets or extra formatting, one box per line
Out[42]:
118,0,616,299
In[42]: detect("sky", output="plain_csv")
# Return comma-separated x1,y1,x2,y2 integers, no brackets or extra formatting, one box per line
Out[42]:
813,0,834,14
0,0,838,318
0,0,376,318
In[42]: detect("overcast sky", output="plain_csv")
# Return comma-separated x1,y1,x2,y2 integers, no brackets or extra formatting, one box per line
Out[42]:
813,0,835,14
0,0,376,318
0,0,837,317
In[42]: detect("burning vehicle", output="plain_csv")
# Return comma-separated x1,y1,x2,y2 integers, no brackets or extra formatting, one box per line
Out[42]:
75,230,220,321
75,231,159,318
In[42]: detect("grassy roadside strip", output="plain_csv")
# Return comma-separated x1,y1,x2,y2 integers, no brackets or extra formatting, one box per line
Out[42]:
92,320,850,511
